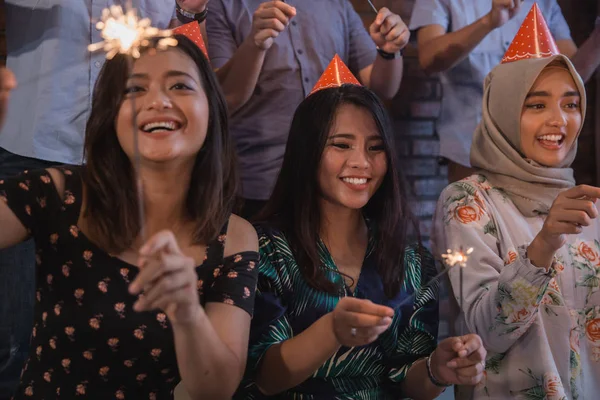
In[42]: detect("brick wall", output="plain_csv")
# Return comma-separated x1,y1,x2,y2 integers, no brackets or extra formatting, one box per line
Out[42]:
350,0,599,245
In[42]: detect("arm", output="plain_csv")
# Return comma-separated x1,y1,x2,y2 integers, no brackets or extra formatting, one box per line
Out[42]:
557,30,600,84
0,190,30,248
130,216,259,399
401,359,445,400
178,216,259,399
210,1,296,114
169,1,209,45
416,0,523,75
255,312,341,395
362,49,404,100
546,1,600,84
356,8,409,99
174,304,252,399
416,20,493,75
432,180,555,354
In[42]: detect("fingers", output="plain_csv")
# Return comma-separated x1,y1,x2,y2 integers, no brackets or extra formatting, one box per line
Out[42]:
139,230,182,257
564,185,600,201
546,217,587,235
458,334,485,358
352,322,392,341
555,209,593,227
384,23,408,45
563,198,598,219
130,253,194,295
261,1,296,18
337,310,392,329
437,336,463,354
338,297,394,318
374,7,392,26
370,9,409,51
134,268,193,311
255,6,292,30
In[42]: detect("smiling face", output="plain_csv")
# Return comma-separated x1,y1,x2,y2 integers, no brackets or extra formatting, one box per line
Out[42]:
317,103,388,210
115,47,209,165
519,64,582,167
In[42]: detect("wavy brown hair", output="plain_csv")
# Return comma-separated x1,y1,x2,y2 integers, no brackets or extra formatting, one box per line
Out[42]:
82,35,237,253
257,84,420,298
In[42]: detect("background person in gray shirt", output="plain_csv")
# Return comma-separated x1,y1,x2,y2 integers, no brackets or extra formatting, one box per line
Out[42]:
0,1,206,397
207,0,410,218
410,0,600,183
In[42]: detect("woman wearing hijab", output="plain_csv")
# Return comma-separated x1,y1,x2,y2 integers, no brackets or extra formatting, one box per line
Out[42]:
433,5,600,399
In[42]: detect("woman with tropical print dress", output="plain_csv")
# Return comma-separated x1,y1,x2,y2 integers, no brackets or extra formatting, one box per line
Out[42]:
433,15,600,400
234,82,487,399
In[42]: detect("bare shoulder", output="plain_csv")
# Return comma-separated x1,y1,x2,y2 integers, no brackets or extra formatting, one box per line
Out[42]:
46,168,66,200
223,214,258,257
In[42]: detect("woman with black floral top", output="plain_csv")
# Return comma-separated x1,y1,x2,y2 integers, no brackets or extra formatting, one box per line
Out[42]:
0,35,258,399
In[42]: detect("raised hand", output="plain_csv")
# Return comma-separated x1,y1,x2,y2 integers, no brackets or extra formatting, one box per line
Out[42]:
486,0,524,29
529,185,600,268
129,230,201,326
176,0,210,13
250,1,296,50
331,297,394,347
0,68,16,130
369,8,410,54
430,334,487,386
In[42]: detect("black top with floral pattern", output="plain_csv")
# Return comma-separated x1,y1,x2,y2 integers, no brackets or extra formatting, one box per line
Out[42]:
0,167,258,399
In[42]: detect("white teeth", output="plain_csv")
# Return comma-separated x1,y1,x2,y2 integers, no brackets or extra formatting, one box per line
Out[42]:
142,121,178,132
538,134,563,142
342,177,367,185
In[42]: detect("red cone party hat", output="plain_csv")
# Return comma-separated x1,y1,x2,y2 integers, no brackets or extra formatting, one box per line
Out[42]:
309,54,361,95
172,21,208,59
501,3,560,64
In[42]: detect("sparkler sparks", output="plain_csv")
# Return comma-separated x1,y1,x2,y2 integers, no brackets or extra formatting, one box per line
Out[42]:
87,5,177,60
393,247,474,311
441,247,474,268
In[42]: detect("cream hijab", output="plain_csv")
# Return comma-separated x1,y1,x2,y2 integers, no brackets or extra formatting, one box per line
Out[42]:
470,55,587,217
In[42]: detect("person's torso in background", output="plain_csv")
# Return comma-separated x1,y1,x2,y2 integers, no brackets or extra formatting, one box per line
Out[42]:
207,0,375,200
2,0,175,165
410,0,570,165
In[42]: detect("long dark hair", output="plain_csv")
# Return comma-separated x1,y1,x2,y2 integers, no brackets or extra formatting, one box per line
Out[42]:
82,35,237,253
257,84,419,298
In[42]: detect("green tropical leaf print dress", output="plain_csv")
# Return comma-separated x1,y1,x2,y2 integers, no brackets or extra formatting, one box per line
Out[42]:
234,224,439,400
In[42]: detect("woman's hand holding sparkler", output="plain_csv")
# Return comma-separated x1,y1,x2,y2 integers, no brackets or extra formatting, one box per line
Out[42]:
429,334,487,386
0,68,16,130
528,185,600,270
331,297,394,347
129,230,202,326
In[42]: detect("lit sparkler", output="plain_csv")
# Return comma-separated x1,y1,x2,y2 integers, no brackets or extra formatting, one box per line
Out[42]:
393,247,474,312
87,5,177,59
441,247,473,268
88,4,178,242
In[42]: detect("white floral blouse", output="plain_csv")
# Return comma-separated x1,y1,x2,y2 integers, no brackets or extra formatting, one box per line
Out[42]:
433,175,600,400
